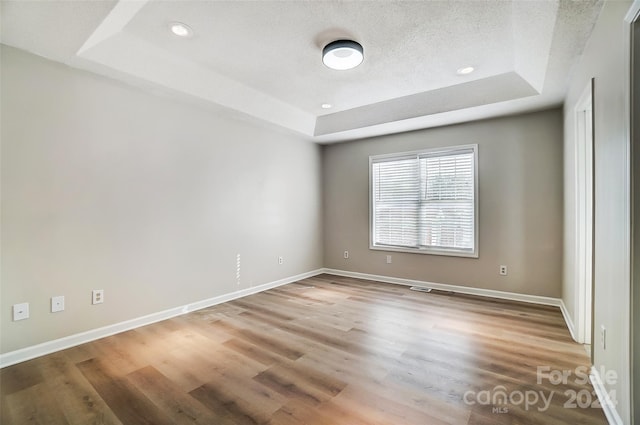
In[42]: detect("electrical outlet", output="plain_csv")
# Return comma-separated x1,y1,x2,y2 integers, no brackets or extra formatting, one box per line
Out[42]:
386,255,392,264
499,265,508,276
344,250,349,259
278,256,283,265
92,289,104,305
51,296,65,313
12,302,29,321
600,325,606,350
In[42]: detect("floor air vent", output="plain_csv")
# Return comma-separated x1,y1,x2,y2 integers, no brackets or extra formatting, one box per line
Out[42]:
410,286,432,293
410,286,454,295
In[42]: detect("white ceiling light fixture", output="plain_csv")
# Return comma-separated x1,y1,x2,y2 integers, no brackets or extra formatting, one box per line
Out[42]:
169,22,193,38
321,103,332,109
323,40,364,70
456,66,475,75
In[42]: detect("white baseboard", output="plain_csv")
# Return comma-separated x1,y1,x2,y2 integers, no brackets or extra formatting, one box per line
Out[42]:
321,268,563,307
559,299,578,342
590,366,624,425
0,269,324,369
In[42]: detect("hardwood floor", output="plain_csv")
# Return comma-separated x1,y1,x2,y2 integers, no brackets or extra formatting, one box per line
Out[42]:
0,274,607,425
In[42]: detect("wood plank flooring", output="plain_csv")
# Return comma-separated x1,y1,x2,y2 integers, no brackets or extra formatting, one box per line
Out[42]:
0,274,608,424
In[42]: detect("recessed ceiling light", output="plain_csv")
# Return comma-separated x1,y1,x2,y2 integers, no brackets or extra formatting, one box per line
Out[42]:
321,103,332,109
323,40,364,70
456,66,475,75
169,22,193,38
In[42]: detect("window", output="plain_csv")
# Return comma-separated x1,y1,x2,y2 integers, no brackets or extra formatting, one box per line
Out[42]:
370,145,478,257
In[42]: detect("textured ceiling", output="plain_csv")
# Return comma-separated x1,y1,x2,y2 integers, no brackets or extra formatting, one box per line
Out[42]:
1,0,603,143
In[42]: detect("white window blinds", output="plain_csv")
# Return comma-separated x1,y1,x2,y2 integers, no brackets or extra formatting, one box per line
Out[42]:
371,145,477,256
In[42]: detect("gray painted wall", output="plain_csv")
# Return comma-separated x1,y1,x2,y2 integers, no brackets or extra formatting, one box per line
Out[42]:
563,1,633,423
0,46,323,354
322,109,564,298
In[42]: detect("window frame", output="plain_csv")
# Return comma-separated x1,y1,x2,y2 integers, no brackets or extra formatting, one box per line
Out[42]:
369,144,479,258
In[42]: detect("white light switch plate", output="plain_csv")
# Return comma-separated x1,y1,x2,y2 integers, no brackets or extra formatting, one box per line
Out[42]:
13,302,29,321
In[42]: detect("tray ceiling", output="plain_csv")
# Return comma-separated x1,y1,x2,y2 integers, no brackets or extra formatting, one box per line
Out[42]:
1,0,603,142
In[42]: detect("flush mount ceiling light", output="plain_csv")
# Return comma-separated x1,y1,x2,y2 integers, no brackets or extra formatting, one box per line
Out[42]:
322,40,364,70
456,66,475,75
169,22,193,38
321,103,332,109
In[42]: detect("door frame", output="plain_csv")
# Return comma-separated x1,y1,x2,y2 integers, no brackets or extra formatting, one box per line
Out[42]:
574,80,594,349
627,1,640,423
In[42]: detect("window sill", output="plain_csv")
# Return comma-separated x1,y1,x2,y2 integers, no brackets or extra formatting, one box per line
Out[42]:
369,244,478,258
